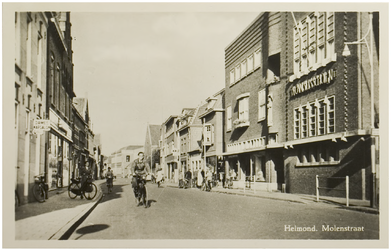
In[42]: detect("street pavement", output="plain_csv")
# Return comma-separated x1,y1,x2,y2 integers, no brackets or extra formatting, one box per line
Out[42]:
13,178,379,241
68,178,379,240
14,179,105,240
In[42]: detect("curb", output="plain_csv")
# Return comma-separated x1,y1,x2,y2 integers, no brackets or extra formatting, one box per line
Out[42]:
48,184,104,240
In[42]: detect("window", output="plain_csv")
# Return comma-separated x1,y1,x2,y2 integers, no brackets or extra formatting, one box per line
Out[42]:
317,12,326,63
258,89,266,121
318,101,325,135
26,14,32,77
240,60,247,78
126,155,130,162
326,12,335,60
292,12,335,77
15,83,20,102
254,49,261,69
27,94,31,110
238,97,249,121
294,96,335,139
309,103,316,136
50,54,55,104
55,65,60,107
38,104,42,118
247,55,254,73
25,110,30,130
301,106,308,138
235,65,240,82
227,106,232,131
230,69,235,85
294,108,300,139
37,22,43,90
327,97,335,133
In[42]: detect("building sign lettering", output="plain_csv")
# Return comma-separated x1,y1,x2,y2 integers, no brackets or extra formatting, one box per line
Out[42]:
290,69,336,97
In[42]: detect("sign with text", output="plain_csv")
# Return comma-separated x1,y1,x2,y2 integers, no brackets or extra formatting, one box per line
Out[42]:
290,69,336,98
33,119,50,132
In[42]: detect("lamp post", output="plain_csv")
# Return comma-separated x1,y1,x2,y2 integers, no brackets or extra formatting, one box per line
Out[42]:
343,12,377,208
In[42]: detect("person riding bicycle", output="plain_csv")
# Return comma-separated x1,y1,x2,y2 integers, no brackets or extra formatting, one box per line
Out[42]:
105,167,114,192
130,152,151,198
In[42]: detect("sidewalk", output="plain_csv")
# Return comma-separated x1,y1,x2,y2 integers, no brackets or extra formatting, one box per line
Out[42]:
165,182,379,215
15,179,105,240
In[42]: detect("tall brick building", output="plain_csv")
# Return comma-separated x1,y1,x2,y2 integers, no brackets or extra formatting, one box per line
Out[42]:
283,12,379,202
223,12,286,191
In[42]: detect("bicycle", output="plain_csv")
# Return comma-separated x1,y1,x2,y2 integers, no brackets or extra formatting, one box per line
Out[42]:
68,175,98,200
32,174,49,203
106,178,113,193
133,174,148,208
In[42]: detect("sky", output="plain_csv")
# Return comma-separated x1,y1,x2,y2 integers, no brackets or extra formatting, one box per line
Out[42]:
71,11,260,155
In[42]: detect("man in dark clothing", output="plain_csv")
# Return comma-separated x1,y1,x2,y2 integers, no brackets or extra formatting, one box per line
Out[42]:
130,152,151,198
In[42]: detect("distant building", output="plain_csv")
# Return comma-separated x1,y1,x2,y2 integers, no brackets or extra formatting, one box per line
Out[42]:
144,124,161,173
198,89,225,180
108,145,144,177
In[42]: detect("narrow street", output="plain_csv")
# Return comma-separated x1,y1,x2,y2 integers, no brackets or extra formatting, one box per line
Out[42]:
68,178,379,240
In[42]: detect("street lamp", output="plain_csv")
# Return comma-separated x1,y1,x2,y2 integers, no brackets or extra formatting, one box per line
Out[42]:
342,12,377,208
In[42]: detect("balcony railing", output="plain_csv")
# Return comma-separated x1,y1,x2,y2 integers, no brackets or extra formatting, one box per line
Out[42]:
227,136,266,152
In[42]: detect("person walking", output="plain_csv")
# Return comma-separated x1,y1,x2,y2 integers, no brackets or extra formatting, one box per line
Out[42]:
206,169,213,191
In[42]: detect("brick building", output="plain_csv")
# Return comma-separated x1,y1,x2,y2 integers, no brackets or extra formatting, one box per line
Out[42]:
223,12,286,191
283,12,379,203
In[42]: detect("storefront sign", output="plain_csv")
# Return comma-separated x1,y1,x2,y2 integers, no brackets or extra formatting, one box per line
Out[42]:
33,119,50,134
290,69,336,97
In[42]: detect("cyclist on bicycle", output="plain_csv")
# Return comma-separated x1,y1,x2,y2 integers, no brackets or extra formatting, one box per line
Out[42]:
105,167,114,193
130,152,151,198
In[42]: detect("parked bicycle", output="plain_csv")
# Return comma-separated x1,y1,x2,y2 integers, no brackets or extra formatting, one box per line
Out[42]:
68,174,98,200
32,174,49,203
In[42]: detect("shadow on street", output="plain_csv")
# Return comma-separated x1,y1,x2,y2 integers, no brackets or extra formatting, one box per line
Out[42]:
99,183,129,204
74,224,110,240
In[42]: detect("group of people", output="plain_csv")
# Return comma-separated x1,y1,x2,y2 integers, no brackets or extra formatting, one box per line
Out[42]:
103,151,239,197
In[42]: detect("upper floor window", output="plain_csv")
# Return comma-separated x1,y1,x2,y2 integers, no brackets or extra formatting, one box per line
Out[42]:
292,12,335,78
238,97,249,121
254,49,261,69
247,55,254,73
258,89,266,121
229,48,261,86
294,96,335,139
235,65,241,82
230,69,235,85
240,60,247,79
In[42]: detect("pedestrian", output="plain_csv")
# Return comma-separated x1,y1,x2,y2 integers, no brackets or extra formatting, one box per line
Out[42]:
156,168,163,187
206,169,213,191
197,169,203,187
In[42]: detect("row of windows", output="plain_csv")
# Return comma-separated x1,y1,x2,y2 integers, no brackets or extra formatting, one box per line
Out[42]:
229,49,261,86
50,55,72,119
294,96,335,139
293,12,335,77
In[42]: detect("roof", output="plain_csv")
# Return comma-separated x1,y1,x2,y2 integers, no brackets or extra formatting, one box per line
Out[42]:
112,145,143,155
199,90,224,118
73,98,86,116
148,124,161,146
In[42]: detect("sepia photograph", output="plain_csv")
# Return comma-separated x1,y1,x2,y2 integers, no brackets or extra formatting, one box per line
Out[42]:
3,1,389,249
